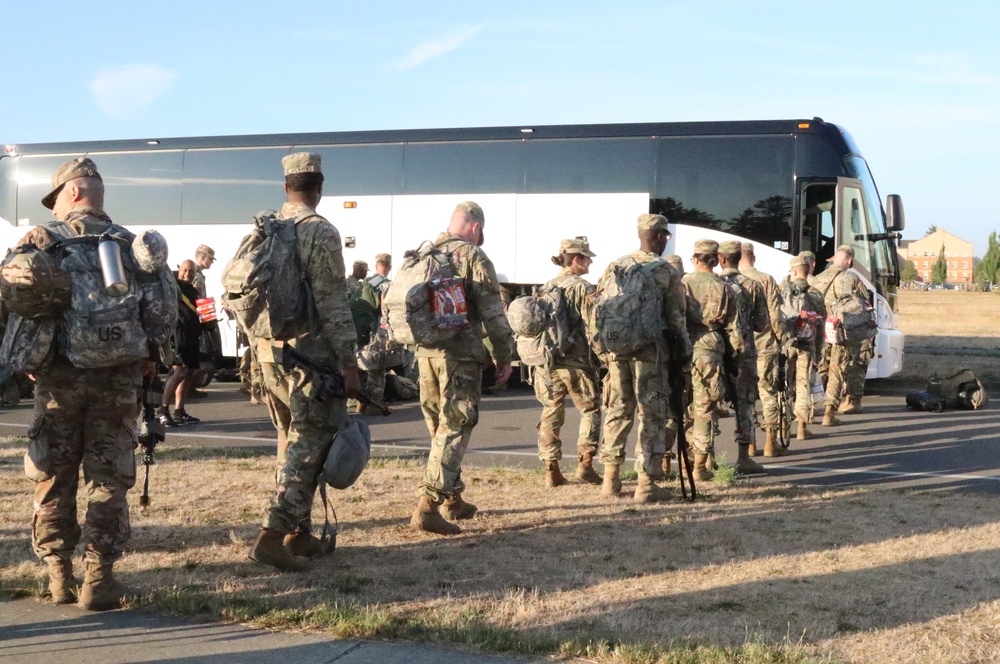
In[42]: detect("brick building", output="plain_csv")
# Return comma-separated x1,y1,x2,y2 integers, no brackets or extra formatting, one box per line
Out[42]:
897,229,974,283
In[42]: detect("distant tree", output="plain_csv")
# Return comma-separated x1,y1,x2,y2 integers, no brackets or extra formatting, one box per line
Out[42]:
974,231,1000,288
900,259,918,282
931,244,948,284
924,225,938,236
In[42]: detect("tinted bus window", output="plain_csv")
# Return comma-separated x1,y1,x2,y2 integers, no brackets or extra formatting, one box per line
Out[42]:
525,138,654,193
16,153,86,226
0,156,16,226
90,151,183,227
403,141,523,194
796,133,850,179
653,135,794,250
305,143,404,196
182,147,287,224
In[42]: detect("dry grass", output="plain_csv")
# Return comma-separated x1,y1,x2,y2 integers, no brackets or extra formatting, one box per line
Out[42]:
2,438,1000,663
895,291,1000,380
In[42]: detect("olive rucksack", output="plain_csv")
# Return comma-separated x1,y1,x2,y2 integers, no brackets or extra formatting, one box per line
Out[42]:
780,282,822,347
591,258,665,359
381,241,468,348
221,210,317,342
0,243,72,319
507,287,573,367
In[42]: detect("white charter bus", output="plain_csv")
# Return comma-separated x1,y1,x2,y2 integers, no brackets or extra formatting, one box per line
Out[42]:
0,118,905,377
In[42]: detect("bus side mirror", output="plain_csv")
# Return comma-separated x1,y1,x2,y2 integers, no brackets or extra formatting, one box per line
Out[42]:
886,194,905,232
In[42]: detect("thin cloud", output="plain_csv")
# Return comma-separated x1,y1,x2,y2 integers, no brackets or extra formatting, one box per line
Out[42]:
90,64,179,119
394,24,484,71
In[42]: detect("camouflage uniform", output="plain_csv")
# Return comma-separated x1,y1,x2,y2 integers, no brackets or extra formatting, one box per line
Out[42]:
782,277,826,423
191,269,207,299
416,231,514,503
682,267,741,455
256,186,358,535
598,247,691,478
813,263,873,410
355,272,398,404
719,264,767,445
533,266,600,462
740,262,783,432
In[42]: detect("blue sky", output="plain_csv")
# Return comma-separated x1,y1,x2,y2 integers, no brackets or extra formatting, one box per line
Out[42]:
2,1,997,253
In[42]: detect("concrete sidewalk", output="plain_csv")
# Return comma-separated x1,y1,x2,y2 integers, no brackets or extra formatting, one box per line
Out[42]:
0,599,540,664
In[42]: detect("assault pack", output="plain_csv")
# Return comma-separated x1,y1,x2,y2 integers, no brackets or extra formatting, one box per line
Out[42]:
906,368,989,412
221,210,317,342
590,258,665,358
381,241,469,347
507,286,573,367
818,268,876,345
779,282,823,347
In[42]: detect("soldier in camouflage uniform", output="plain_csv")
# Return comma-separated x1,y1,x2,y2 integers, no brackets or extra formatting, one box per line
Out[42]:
597,215,691,503
532,238,602,488
739,242,786,456
662,254,687,474
192,244,216,299
812,245,873,424
718,241,767,473
682,240,742,480
17,158,174,610
410,201,515,535
248,153,361,571
345,260,368,298
356,253,401,407
782,256,827,440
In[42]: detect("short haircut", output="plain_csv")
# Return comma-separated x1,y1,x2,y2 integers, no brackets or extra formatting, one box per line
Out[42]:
285,172,324,193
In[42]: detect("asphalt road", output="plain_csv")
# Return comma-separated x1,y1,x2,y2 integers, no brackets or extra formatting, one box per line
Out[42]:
2,379,999,494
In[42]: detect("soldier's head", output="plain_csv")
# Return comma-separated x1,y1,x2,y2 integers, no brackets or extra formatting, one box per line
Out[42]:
740,242,756,267
636,214,671,255
832,244,855,269
282,152,324,208
718,240,741,269
691,239,719,272
352,260,369,280
43,158,105,221
789,255,809,280
799,250,816,274
553,237,596,275
449,201,485,246
374,253,392,276
178,259,197,284
195,244,216,271
664,254,685,275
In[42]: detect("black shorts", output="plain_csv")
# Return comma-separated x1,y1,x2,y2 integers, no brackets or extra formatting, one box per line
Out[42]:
175,336,201,369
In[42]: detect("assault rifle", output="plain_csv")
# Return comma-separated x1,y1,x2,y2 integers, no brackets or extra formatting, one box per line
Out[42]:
281,345,392,416
775,352,790,449
666,335,696,501
137,375,166,507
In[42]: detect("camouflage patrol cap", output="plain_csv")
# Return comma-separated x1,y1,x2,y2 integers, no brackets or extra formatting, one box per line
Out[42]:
799,250,816,263
454,201,485,224
375,253,391,264
718,240,742,255
637,213,669,231
353,260,369,271
133,230,170,273
790,256,807,270
693,239,719,254
282,152,322,176
42,157,102,209
835,244,856,258
559,238,596,257
195,244,215,259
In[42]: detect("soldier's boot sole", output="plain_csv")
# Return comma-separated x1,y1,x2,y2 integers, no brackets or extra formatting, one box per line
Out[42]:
735,447,767,475
841,400,863,415
633,478,669,504
46,558,77,605
441,496,477,521
249,528,307,572
411,497,462,535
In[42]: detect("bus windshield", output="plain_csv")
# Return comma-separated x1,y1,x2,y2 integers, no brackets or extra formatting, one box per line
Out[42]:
846,155,897,281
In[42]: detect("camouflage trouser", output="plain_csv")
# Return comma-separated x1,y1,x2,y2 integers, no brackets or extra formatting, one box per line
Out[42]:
599,358,668,477
688,349,723,455
734,356,758,446
418,357,483,503
786,345,815,423
757,352,780,430
824,337,871,410
27,361,141,564
532,366,600,461
261,360,346,535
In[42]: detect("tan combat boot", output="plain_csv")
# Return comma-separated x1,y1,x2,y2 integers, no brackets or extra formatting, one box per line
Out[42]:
764,429,787,457
575,452,603,485
46,556,76,605
633,474,669,504
77,560,126,611
747,442,760,457
249,528,307,571
693,453,714,481
734,445,766,475
601,463,622,496
441,493,478,521
283,530,325,557
797,420,812,441
544,460,568,488
840,398,863,414
822,406,840,426
410,496,462,535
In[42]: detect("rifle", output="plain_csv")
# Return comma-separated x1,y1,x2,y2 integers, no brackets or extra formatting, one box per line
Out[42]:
137,375,166,508
665,337,696,501
281,345,392,416
775,351,790,448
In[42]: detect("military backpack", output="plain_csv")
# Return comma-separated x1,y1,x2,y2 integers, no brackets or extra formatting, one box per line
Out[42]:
591,258,665,359
508,286,573,367
779,281,823,348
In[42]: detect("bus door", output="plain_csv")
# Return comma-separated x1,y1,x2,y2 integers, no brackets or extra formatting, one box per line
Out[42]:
834,177,873,284
798,179,836,267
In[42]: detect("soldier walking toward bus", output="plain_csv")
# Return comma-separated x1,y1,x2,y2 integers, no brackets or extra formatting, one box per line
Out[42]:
356,253,400,408
531,238,603,487
246,153,361,571
782,256,827,440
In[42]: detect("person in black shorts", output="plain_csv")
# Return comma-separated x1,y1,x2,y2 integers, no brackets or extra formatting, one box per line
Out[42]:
158,260,202,426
